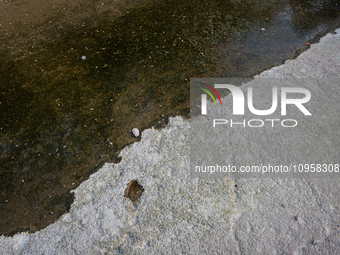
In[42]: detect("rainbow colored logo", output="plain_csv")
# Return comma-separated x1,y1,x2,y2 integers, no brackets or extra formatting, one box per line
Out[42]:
197,82,222,106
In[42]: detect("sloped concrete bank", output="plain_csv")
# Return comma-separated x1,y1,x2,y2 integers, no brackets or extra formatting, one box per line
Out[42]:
0,29,339,255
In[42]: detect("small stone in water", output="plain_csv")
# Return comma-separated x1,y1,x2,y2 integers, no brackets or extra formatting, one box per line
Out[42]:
132,128,139,137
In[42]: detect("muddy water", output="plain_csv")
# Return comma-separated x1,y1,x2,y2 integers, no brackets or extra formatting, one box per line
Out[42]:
0,0,339,235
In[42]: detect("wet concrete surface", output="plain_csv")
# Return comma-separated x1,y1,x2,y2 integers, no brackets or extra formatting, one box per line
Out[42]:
0,0,339,235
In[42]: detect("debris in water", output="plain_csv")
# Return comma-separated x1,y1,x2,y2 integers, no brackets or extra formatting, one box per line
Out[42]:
132,128,140,137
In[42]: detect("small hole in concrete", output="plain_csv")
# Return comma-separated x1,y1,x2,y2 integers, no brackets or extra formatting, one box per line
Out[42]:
123,180,144,203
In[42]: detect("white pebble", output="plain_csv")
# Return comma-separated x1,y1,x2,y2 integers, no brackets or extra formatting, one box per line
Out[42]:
81,56,86,60
132,128,139,137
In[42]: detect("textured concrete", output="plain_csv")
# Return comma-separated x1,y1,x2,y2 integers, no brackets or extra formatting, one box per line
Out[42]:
0,29,339,255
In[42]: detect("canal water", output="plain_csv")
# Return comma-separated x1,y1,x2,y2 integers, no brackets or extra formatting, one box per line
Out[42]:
0,0,339,235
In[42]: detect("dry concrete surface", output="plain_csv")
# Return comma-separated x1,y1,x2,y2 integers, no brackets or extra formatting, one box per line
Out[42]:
0,28,339,255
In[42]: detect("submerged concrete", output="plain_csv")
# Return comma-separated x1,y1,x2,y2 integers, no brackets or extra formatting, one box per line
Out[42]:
0,28,339,254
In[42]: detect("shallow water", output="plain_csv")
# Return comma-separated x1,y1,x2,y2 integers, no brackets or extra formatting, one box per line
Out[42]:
0,0,339,235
